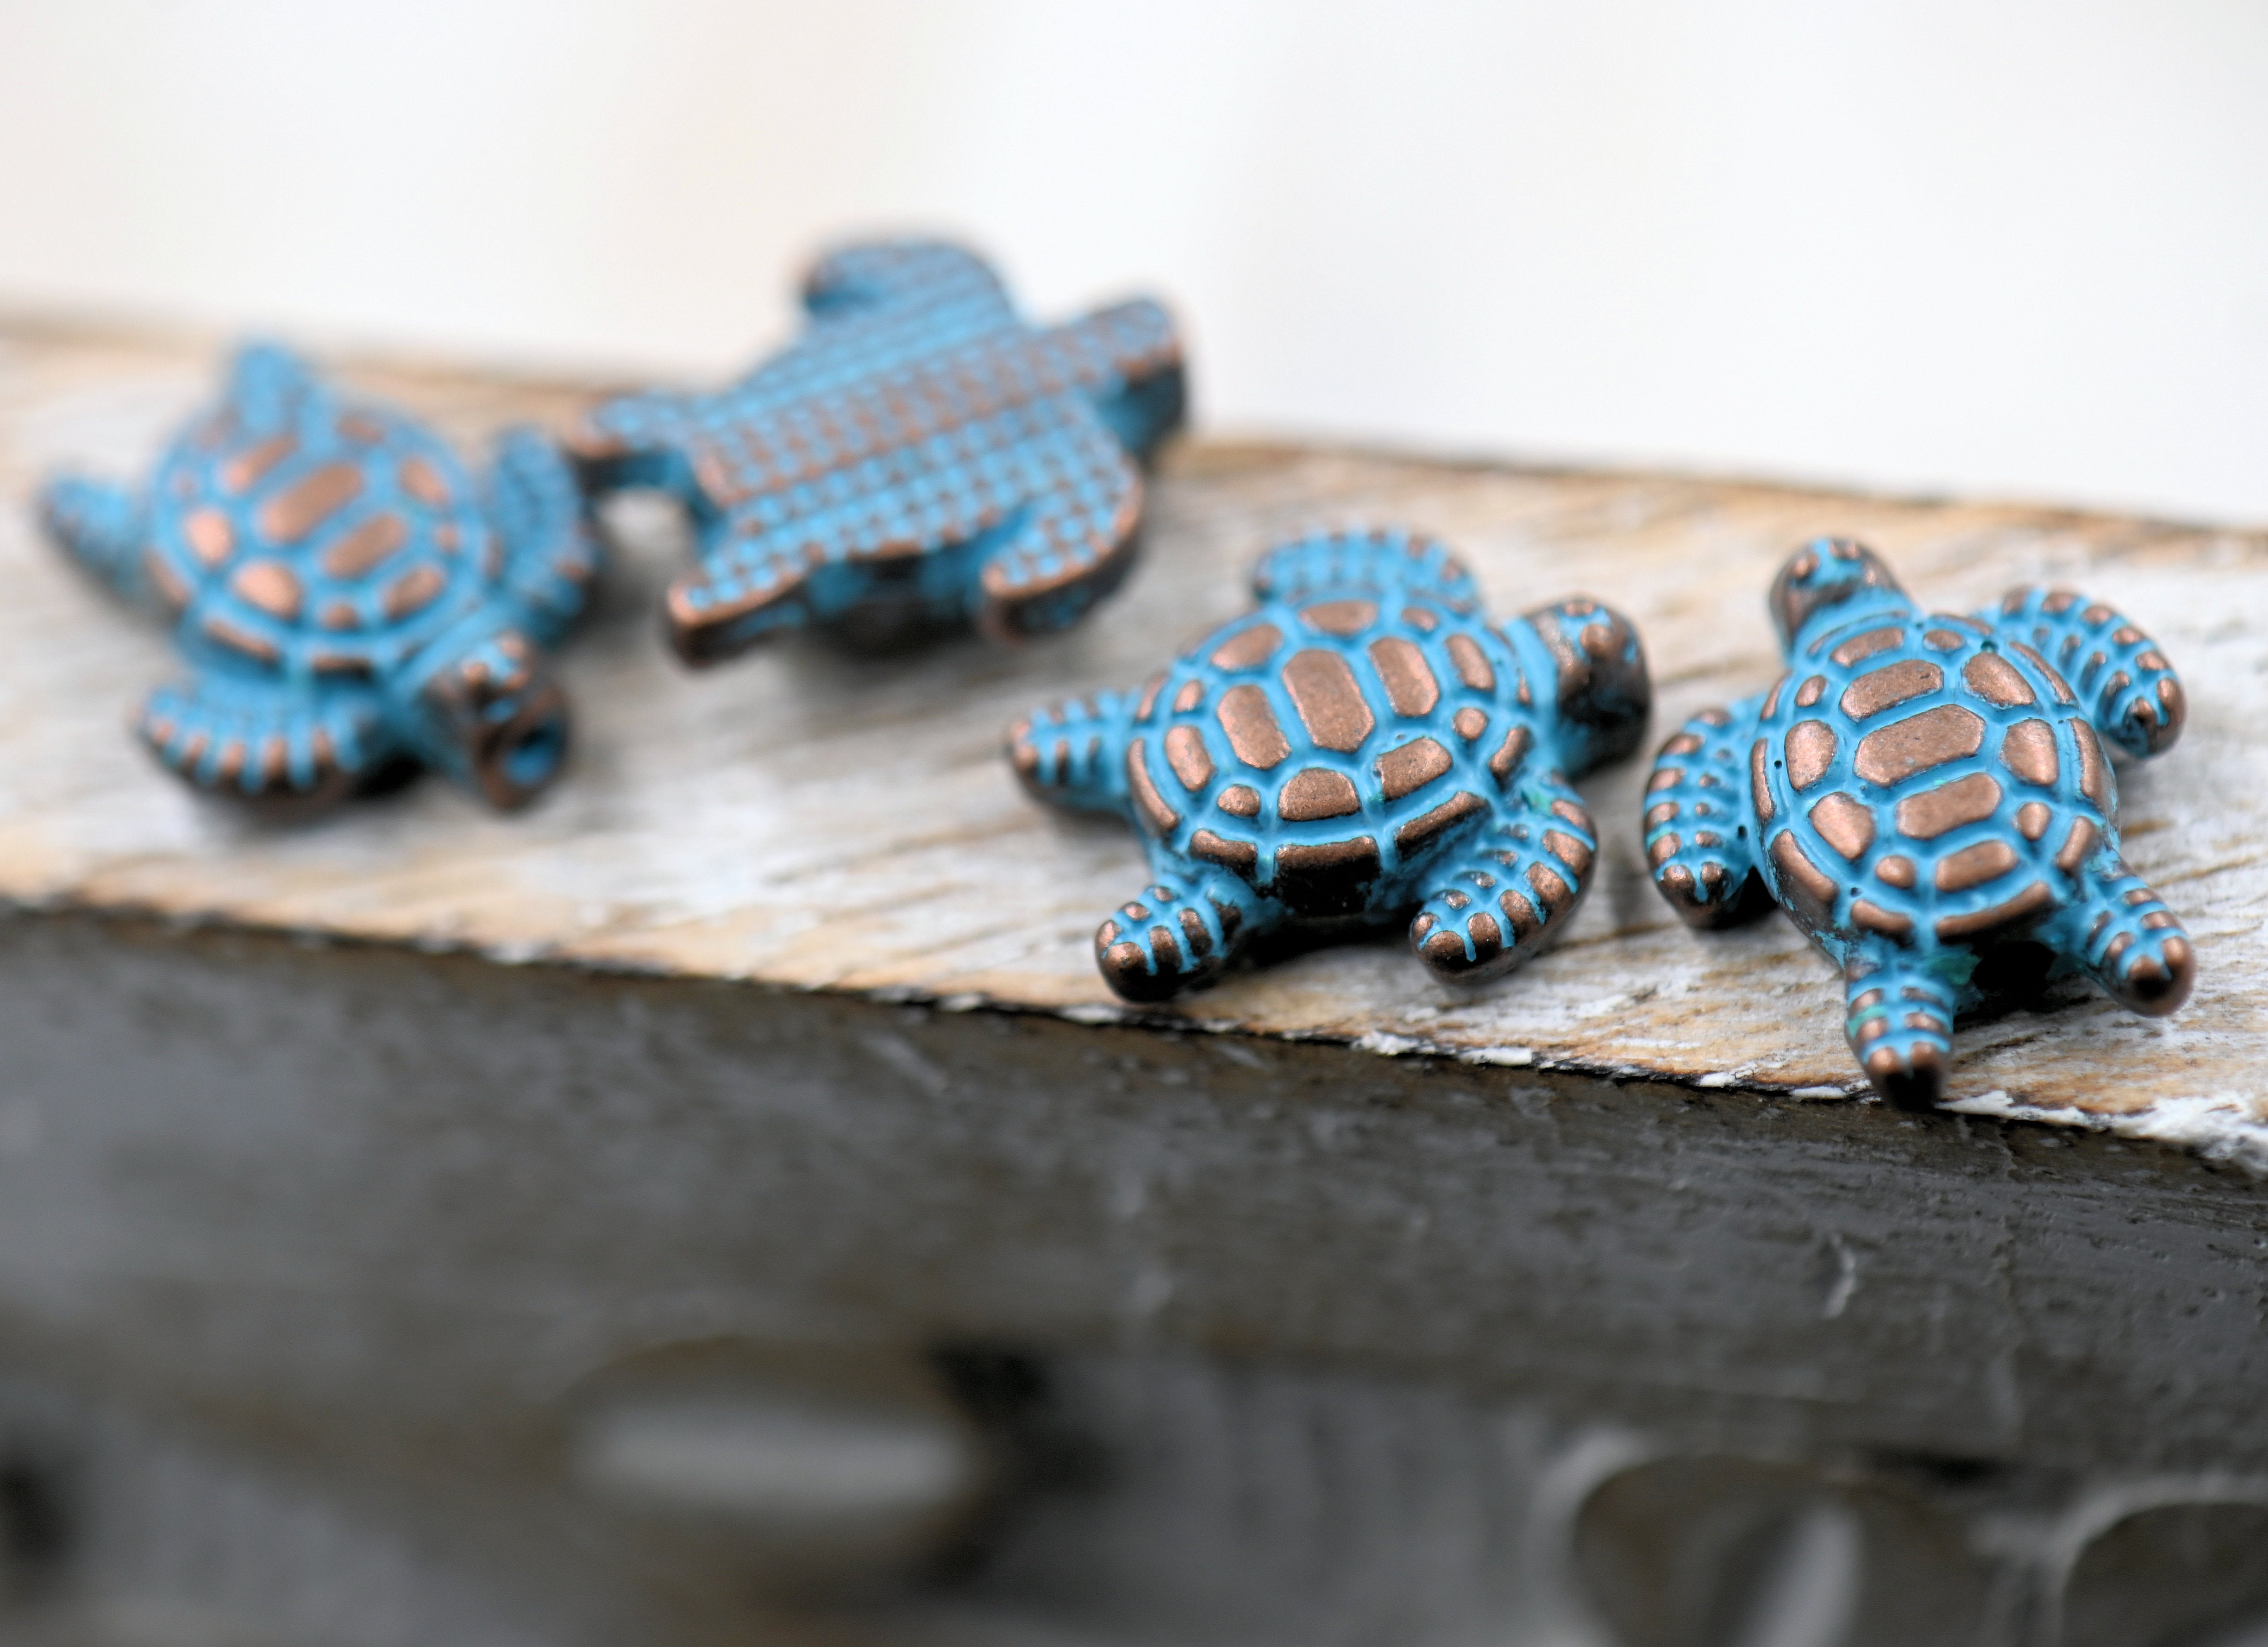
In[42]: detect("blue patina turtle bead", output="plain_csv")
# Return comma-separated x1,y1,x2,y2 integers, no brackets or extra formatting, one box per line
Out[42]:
1644,537,2193,1108
571,239,1186,661
38,343,599,811
1009,528,1651,1001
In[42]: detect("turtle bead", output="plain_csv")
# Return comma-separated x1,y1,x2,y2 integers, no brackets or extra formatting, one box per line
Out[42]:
38,343,599,811
1009,528,1651,1001
571,238,1186,661
1643,536,2193,1109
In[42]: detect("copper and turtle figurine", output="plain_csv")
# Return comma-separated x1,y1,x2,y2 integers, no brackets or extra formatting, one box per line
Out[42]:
1010,528,1651,1000
1644,537,2193,1108
38,343,600,811
571,237,1184,660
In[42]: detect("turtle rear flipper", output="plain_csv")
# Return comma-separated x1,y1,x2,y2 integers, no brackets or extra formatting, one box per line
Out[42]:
138,672,386,812
488,427,601,644
1006,690,1137,813
662,522,818,666
1248,528,1478,607
976,427,1145,642
40,476,147,603
2062,855,2197,1017
1095,872,1272,1003
1644,699,1773,929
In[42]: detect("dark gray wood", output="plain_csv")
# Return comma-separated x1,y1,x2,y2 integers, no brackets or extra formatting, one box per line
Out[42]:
1,911,2265,1643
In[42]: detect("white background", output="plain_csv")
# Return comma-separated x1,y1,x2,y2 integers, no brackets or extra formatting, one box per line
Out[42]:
1,0,2262,520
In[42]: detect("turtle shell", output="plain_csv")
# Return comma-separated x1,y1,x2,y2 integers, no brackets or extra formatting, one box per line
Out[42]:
1753,609,2114,951
145,394,498,681
1123,586,1543,917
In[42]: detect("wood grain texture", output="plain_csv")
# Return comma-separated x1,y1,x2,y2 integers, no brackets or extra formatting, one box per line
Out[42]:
4,320,2264,1164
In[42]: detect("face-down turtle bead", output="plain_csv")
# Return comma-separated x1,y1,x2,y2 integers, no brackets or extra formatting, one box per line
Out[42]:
38,343,600,811
570,238,1185,661
1643,537,2193,1109
1009,528,1652,1001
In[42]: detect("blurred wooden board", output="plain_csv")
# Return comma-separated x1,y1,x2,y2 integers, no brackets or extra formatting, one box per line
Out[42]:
3,318,2265,1165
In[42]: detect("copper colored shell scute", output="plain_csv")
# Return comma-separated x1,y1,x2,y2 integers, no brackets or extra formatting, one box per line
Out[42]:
37,344,600,811
1008,528,1652,1000
1643,536,2193,1109
572,238,1186,661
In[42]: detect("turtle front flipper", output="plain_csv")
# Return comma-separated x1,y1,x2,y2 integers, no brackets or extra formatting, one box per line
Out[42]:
2060,853,2197,1016
1644,699,1772,929
1007,690,1138,814
139,669,386,810
1988,586,2185,759
39,476,148,603
1095,871,1271,1003
1410,785,1597,984
488,427,601,644
1843,951,1958,1110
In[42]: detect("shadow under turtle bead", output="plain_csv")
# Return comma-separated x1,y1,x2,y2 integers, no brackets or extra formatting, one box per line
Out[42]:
41,345,598,811
1644,538,2193,1108
1010,529,1651,1001
572,238,1184,660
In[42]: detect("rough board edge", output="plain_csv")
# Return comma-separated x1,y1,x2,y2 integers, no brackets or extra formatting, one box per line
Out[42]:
14,890,2266,1181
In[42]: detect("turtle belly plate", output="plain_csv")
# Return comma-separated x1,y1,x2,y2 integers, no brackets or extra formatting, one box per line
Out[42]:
1121,592,1536,919
150,404,493,682
1753,613,2116,965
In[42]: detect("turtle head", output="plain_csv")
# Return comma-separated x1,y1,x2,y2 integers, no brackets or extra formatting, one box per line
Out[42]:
1769,538,1914,654
407,620,570,810
1519,597,1653,775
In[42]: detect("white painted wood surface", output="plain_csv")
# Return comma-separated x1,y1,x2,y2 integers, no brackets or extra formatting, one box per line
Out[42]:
3,322,2263,1164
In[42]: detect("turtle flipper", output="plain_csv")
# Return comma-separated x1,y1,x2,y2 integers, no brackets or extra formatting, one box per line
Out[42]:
1006,690,1137,814
1247,528,1478,606
1095,871,1270,1003
564,387,705,495
976,430,1144,642
1645,698,1771,929
2060,854,2196,1016
1843,952,1957,1110
801,239,1014,327
39,476,147,602
1073,299,1186,460
1988,586,2185,759
138,671,387,808
487,427,601,644
1410,785,1597,984
662,525,817,666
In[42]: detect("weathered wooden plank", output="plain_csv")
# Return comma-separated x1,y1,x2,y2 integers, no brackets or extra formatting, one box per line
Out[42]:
6,319,2268,1640
2,321,2264,1166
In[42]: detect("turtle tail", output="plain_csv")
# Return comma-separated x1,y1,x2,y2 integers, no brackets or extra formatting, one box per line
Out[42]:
1843,956,1958,1110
